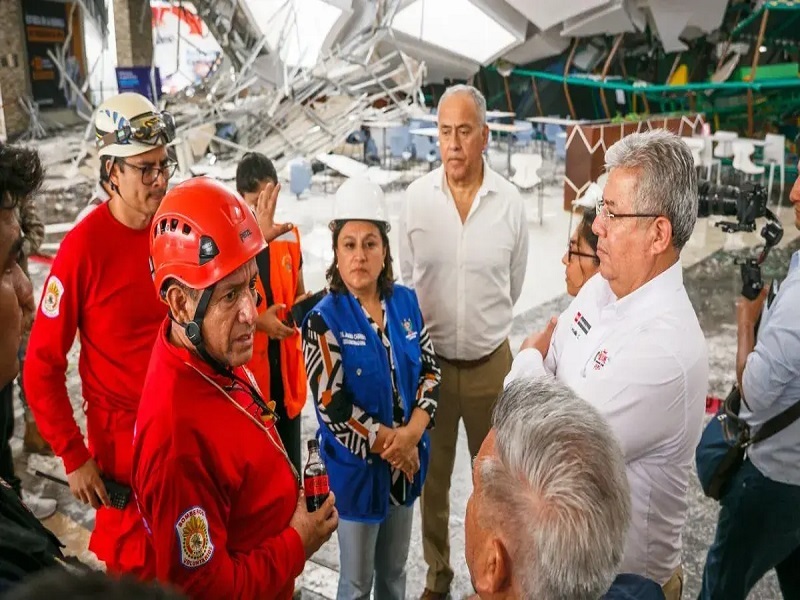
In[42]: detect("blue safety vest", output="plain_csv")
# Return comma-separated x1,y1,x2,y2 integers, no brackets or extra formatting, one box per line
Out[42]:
307,284,430,523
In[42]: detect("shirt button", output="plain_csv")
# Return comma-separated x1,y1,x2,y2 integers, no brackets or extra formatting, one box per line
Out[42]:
367,458,373,465
356,368,362,376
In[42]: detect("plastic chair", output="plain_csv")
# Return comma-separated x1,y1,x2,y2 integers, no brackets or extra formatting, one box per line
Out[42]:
510,153,544,225
761,134,786,202
731,141,765,182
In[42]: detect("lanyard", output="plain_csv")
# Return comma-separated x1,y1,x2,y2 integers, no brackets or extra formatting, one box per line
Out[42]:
184,362,301,486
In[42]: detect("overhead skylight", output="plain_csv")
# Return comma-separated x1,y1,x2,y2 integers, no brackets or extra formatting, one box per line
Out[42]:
244,0,346,68
391,0,520,65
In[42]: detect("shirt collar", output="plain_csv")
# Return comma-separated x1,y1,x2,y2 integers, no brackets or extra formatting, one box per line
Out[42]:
790,250,800,274
434,158,499,198
601,260,684,318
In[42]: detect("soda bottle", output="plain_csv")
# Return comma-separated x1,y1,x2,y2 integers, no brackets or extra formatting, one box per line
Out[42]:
303,439,329,512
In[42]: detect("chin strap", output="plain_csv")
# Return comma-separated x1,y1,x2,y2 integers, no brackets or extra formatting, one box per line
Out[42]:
178,285,277,421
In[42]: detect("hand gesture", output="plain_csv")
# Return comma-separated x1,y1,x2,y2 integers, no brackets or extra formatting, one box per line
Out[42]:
255,182,292,243
257,303,295,339
289,491,338,558
520,316,558,359
67,458,110,509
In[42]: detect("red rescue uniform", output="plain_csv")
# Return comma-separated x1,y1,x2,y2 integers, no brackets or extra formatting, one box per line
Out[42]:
132,320,305,600
24,201,165,575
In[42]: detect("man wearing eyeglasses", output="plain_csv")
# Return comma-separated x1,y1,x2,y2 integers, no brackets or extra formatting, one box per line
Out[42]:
23,92,177,578
505,130,708,600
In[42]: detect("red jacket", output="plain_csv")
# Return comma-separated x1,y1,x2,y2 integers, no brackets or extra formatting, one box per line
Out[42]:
132,320,305,600
23,202,165,574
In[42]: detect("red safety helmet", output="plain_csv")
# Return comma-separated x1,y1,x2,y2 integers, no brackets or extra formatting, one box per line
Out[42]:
150,177,266,299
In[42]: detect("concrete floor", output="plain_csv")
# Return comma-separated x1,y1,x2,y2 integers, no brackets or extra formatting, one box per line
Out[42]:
11,171,799,599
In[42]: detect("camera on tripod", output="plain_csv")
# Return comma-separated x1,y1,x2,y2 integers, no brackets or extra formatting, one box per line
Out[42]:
697,180,783,300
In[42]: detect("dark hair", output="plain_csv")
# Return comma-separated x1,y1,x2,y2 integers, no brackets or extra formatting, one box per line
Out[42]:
0,142,44,210
236,152,278,195
4,568,187,600
579,208,600,262
326,220,394,298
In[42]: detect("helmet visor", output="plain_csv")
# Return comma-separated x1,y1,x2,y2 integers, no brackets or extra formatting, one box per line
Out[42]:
97,111,176,152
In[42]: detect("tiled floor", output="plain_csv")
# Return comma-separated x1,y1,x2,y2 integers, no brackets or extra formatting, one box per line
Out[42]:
12,172,798,599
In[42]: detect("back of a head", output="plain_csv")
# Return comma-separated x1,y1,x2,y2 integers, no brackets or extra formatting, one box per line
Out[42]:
236,152,278,196
480,377,631,600
0,143,44,208
3,569,186,600
604,129,697,251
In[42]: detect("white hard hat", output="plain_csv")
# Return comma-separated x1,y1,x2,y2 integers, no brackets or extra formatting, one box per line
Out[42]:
330,178,390,231
94,92,175,158
573,182,604,210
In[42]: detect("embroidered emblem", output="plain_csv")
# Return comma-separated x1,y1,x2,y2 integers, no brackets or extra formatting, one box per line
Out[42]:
402,318,418,340
41,276,64,318
176,507,214,568
593,349,609,371
282,253,292,272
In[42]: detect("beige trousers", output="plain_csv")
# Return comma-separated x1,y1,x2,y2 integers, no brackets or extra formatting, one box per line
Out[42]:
420,340,512,593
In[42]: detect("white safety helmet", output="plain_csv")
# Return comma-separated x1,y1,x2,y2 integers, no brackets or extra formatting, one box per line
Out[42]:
330,177,390,231
94,92,175,159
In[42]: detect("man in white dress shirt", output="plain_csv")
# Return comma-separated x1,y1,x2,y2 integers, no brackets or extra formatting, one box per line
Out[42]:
505,129,708,600
399,84,529,600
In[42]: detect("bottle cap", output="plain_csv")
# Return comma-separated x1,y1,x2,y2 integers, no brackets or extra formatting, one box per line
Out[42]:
307,439,319,451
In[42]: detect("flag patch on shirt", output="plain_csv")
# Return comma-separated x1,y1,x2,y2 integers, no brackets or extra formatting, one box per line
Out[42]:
571,311,591,338
593,349,609,371
41,275,64,318
176,506,214,568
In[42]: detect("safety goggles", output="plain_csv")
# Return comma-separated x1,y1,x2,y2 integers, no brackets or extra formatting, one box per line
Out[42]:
97,111,176,152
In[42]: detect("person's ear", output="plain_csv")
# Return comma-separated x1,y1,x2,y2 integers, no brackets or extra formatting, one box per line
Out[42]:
651,216,673,255
473,536,512,596
165,285,195,325
107,158,121,193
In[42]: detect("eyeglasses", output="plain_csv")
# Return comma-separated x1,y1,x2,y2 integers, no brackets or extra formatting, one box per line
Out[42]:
96,111,176,152
596,198,661,222
118,159,177,185
568,246,599,262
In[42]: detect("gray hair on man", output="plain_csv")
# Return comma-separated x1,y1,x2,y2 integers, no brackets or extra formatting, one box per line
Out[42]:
478,377,631,600
437,84,487,128
604,128,698,250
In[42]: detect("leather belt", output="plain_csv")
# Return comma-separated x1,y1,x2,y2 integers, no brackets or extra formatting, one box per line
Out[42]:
438,344,501,369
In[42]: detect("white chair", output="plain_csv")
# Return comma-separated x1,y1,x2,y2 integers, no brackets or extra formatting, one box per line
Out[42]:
731,141,765,182
699,136,722,184
761,133,786,203
681,137,704,168
510,153,545,225
713,131,738,158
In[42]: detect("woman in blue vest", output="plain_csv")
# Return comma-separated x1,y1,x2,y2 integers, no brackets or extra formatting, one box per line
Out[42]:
302,177,441,600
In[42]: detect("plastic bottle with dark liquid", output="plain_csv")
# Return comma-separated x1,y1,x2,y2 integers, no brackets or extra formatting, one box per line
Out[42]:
303,439,329,512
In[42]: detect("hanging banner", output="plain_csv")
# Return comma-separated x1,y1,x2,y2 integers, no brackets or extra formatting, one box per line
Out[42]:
115,67,163,103
22,0,70,108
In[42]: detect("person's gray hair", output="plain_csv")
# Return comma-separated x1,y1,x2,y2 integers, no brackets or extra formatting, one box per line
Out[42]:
604,129,698,250
478,377,631,600
437,84,487,128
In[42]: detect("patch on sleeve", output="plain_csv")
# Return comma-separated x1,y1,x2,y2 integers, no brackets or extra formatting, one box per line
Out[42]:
175,506,214,568
41,275,64,318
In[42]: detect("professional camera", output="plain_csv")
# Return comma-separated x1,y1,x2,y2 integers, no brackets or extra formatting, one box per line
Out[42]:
697,179,783,300
697,180,768,232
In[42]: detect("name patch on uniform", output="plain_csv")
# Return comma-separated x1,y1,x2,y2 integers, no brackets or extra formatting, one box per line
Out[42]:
570,311,591,339
593,349,609,371
41,275,64,318
402,319,418,341
176,506,214,568
340,332,366,346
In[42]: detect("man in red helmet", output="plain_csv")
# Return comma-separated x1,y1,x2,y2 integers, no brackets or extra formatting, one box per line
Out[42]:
132,177,338,600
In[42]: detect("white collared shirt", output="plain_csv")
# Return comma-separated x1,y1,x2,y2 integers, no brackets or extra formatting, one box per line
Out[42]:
505,262,708,584
399,162,528,360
